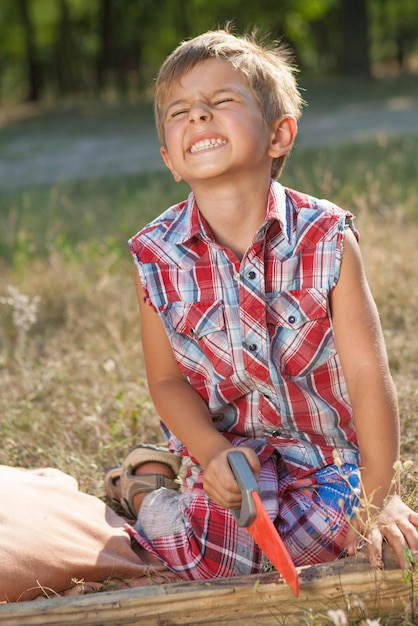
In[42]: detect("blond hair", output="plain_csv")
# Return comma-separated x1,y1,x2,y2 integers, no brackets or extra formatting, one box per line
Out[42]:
154,28,304,178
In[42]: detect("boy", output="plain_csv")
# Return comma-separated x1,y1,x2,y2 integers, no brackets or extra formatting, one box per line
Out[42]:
106,28,418,579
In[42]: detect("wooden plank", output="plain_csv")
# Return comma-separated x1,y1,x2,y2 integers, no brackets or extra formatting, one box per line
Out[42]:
0,551,416,626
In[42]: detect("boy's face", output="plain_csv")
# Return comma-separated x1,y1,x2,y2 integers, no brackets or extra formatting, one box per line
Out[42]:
159,58,279,187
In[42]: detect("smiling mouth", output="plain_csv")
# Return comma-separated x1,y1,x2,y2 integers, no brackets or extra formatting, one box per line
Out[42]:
189,138,227,153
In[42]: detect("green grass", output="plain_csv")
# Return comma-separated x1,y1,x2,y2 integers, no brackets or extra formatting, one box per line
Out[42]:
287,136,418,215
0,169,187,264
1,135,417,267
299,72,418,110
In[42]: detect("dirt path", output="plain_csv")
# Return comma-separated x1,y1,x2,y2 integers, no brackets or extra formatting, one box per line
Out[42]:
1,95,418,189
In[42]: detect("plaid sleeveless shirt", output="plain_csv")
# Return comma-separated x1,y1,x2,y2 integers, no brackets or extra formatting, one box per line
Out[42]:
129,180,360,479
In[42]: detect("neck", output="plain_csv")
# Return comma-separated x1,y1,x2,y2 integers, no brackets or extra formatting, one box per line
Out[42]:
192,176,271,259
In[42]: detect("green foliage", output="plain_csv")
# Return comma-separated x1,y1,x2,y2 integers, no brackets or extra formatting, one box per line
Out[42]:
0,0,417,103
0,1,26,97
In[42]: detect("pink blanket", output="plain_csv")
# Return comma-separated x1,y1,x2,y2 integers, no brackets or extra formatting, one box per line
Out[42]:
0,466,180,602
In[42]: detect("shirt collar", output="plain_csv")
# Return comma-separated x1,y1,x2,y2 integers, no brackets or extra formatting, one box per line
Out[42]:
163,180,290,245
162,192,201,244
259,180,291,243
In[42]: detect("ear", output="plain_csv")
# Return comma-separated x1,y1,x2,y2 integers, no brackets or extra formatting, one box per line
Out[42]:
160,146,183,182
267,115,298,159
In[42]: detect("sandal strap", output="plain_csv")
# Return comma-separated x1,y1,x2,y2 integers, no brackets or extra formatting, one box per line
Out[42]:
122,444,182,477
104,445,182,519
120,472,180,519
104,464,122,503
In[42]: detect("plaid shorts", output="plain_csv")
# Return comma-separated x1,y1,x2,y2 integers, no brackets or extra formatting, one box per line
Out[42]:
130,451,360,580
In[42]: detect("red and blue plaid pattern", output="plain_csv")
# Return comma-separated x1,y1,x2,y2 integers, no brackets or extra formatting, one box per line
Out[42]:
129,450,360,579
128,180,361,576
130,181,360,478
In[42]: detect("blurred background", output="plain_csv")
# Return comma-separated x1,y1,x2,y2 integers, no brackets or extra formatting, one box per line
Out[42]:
1,0,417,104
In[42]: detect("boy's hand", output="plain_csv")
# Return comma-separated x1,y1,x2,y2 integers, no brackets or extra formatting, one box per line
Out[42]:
203,446,260,510
344,495,418,569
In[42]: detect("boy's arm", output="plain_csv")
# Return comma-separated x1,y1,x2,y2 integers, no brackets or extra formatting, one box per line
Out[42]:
330,228,418,567
134,271,260,509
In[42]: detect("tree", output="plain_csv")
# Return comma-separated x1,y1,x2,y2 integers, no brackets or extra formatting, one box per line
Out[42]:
1,0,417,104
16,0,43,101
336,0,370,76
96,0,113,93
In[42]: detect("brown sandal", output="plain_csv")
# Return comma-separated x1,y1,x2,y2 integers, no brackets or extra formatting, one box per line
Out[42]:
104,464,122,505
120,445,182,518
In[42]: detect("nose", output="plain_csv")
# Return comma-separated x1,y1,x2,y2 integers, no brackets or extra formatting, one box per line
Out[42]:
189,101,212,123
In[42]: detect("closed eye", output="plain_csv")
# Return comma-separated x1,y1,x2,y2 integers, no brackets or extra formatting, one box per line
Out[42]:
214,98,234,105
171,109,189,118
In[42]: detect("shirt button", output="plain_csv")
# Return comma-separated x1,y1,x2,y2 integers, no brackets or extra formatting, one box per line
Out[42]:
233,272,240,281
271,430,281,437
248,343,257,352
247,270,256,280
288,315,296,324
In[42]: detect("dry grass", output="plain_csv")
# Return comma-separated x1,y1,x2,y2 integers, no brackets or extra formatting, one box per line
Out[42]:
0,133,417,623
0,138,417,509
356,208,418,510
0,251,163,495
1,198,417,507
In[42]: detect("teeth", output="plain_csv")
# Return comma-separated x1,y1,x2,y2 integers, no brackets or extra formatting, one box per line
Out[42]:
190,138,226,153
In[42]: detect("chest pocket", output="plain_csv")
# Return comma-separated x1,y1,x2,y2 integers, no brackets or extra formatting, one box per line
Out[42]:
160,300,234,379
266,289,336,377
